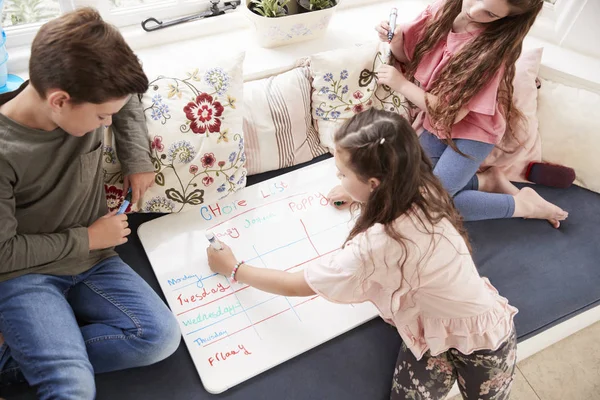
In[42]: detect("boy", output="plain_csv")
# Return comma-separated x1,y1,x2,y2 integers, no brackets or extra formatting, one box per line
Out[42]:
0,8,180,399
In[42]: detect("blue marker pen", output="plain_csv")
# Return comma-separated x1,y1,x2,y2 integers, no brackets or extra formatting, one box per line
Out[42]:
117,187,132,215
388,8,397,43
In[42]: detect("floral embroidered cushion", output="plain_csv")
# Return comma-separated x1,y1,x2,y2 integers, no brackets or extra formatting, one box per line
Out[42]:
103,128,133,213
103,52,246,213
309,41,410,150
243,66,328,175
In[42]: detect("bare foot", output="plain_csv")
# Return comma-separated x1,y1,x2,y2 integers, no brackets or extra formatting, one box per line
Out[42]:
477,167,519,195
513,187,568,228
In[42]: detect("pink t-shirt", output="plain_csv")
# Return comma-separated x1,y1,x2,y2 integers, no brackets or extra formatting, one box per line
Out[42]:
304,211,517,360
403,1,507,145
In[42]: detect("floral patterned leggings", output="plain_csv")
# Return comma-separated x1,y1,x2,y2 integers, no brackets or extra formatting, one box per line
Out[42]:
390,329,517,400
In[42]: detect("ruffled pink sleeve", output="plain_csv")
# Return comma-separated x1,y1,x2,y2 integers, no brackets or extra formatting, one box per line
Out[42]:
304,238,368,304
467,66,504,115
403,1,444,61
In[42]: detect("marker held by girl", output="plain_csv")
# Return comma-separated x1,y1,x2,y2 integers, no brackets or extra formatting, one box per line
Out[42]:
388,8,397,43
205,231,223,250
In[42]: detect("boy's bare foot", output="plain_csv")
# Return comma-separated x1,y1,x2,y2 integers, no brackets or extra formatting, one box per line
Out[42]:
513,187,568,228
477,167,519,195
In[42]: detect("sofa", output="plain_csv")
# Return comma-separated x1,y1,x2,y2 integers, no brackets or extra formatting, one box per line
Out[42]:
4,35,600,400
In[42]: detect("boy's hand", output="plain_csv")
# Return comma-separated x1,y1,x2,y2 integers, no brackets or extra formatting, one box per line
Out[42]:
88,210,130,250
376,64,407,92
123,172,155,207
207,243,238,276
327,185,352,209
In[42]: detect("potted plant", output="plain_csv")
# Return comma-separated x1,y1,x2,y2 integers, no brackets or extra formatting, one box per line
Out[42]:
249,0,290,17
297,0,335,13
242,0,339,48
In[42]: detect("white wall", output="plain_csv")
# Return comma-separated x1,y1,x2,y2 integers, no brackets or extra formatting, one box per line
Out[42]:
560,0,600,59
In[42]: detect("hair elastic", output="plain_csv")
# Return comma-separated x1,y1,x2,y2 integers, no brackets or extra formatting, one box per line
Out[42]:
379,138,386,145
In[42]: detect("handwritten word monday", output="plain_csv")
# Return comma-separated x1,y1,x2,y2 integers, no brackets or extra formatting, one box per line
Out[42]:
167,273,199,287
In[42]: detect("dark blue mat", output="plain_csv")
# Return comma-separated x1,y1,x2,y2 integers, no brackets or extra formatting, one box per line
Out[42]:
4,154,599,400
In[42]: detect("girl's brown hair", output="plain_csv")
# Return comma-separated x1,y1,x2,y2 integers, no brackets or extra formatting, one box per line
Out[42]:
29,8,148,104
406,0,543,151
334,109,471,287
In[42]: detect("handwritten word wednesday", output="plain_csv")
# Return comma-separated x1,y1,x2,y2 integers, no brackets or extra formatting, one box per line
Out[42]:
182,303,242,327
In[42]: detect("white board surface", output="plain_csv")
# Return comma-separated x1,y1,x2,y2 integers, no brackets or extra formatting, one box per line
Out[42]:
138,158,378,394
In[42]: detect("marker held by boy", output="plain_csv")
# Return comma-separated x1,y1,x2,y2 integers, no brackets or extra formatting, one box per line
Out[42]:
205,231,223,250
117,187,132,215
388,8,397,43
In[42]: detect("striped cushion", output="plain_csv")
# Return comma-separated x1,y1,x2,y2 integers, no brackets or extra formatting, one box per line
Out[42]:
243,66,328,176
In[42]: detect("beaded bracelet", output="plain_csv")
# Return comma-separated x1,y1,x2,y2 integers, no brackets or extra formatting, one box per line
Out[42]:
230,261,244,283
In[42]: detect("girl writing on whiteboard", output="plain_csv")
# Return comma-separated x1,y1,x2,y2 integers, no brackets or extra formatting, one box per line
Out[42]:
373,0,568,227
207,110,518,400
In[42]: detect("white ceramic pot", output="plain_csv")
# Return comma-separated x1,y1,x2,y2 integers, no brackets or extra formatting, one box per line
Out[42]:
243,0,338,48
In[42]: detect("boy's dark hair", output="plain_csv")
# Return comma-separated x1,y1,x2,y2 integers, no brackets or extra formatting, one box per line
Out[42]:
29,8,148,104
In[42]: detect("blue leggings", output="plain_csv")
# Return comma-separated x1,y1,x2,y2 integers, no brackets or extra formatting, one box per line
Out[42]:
419,130,515,221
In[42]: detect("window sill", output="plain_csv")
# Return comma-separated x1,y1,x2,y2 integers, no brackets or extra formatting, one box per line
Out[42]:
7,0,384,74
10,0,600,91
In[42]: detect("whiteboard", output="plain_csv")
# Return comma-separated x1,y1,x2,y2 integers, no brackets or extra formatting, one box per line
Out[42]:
138,158,378,394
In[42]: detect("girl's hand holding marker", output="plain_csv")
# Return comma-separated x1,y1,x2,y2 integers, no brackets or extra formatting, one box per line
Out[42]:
375,8,399,44
206,232,242,282
205,231,223,250
327,185,352,210
377,8,402,69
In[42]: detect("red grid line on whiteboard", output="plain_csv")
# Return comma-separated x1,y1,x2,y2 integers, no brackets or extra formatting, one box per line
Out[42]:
204,295,320,348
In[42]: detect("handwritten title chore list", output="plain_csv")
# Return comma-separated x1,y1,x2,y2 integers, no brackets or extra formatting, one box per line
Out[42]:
138,158,378,394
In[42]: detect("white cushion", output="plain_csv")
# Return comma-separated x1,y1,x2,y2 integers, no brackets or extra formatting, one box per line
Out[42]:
537,79,600,193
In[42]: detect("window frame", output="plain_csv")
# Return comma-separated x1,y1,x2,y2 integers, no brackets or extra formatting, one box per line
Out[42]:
531,0,588,44
2,0,590,57
74,0,215,29
3,0,214,50
2,0,75,48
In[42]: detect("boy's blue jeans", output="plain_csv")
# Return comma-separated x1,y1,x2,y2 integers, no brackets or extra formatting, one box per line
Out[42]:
0,256,181,399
